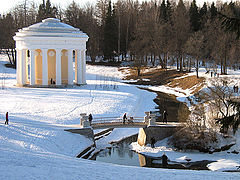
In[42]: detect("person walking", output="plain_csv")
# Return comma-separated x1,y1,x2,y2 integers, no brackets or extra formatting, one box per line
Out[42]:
88,114,93,125
5,112,9,125
150,137,156,148
162,153,168,167
162,110,168,123
123,113,127,124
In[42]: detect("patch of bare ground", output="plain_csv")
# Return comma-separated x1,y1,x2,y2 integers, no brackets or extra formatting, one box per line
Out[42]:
119,67,186,86
120,68,206,123
168,75,205,94
120,67,205,94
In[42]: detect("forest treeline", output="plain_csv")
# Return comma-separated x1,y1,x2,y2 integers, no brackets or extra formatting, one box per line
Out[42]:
0,0,239,75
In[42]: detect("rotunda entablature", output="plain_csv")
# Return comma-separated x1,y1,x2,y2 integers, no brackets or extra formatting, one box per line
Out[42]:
15,38,87,50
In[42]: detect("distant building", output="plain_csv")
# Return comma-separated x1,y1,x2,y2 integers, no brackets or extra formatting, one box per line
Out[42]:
13,18,88,87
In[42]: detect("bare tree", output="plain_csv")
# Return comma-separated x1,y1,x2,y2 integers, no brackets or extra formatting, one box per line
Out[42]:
197,78,234,119
185,31,204,78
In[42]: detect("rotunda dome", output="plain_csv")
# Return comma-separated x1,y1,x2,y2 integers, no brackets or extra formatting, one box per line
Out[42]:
15,18,88,38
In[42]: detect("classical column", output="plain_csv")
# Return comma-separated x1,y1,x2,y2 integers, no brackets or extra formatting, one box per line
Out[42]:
21,49,27,85
29,49,35,85
67,49,73,85
42,48,48,85
76,49,82,84
81,50,86,84
16,49,21,85
56,49,61,85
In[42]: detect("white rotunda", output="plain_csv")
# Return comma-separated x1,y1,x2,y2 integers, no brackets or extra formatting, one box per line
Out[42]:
13,18,89,87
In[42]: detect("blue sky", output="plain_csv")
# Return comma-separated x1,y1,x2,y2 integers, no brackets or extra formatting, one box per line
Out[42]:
0,0,233,14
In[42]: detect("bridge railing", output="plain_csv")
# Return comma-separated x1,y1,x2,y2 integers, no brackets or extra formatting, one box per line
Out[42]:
92,116,145,124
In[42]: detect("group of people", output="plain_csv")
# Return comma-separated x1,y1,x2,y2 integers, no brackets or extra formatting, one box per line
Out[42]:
122,113,134,124
210,71,220,78
122,110,168,124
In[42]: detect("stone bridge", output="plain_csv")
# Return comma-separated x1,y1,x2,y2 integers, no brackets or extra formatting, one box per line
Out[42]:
90,116,147,129
65,112,183,146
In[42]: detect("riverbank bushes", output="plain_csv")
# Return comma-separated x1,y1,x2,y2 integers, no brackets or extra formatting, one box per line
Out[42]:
168,122,235,153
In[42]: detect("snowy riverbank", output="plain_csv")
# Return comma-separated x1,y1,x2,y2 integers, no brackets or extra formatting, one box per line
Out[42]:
130,132,240,172
129,66,240,173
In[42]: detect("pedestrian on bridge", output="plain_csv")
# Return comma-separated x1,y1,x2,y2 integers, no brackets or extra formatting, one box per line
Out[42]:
162,110,168,123
150,137,155,148
123,113,127,124
88,114,93,125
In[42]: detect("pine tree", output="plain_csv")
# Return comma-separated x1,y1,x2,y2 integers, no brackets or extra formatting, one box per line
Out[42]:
189,0,200,32
199,2,208,29
103,1,117,61
200,2,207,18
159,0,167,22
159,0,172,23
220,2,240,38
210,2,218,20
166,0,172,22
46,0,54,17
172,0,190,71
36,0,57,22
36,0,46,22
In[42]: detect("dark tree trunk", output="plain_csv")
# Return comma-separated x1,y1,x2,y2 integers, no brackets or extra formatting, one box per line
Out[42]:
224,53,227,75
221,59,223,74
196,58,199,78
177,56,179,70
179,53,183,72
6,49,16,68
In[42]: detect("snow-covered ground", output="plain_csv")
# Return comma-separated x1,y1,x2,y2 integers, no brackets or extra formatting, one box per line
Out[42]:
0,55,240,179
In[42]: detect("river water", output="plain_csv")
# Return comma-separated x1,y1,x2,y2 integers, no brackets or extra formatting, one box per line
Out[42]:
93,138,213,170
94,141,140,167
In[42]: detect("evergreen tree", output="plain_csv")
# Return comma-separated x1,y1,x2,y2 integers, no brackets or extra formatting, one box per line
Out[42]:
103,1,117,61
210,2,218,20
36,0,57,22
46,0,54,17
220,2,240,38
199,2,208,29
172,0,190,71
159,0,167,22
189,0,200,32
200,2,207,18
166,0,172,22
159,0,172,23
